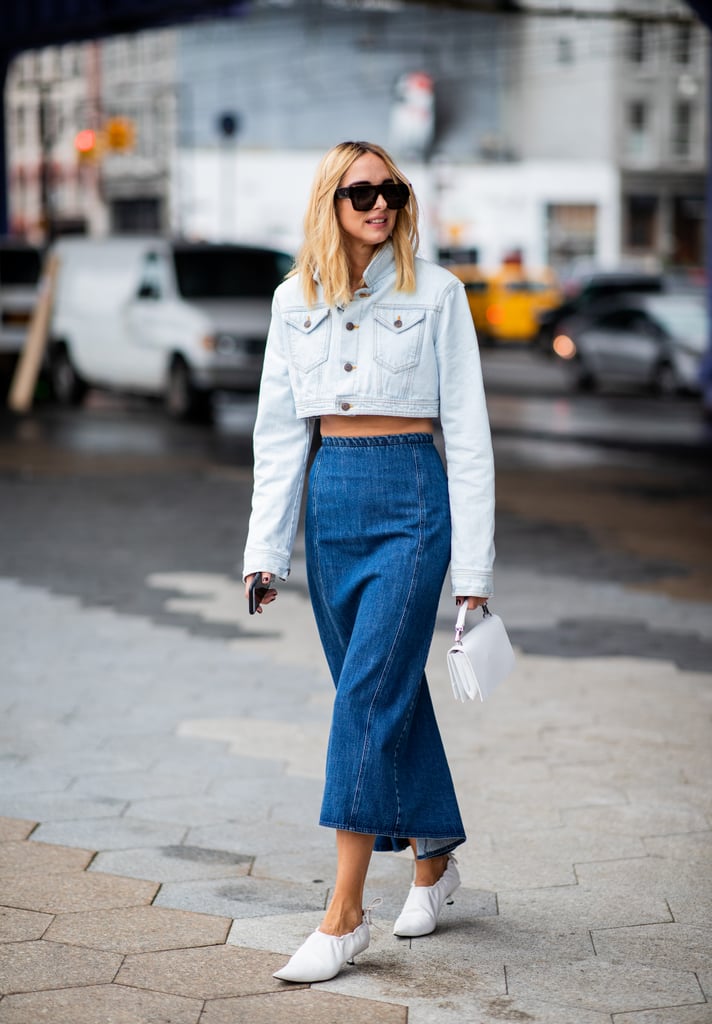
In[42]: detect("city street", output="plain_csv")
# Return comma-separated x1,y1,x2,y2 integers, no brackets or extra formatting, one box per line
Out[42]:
0,347,711,1023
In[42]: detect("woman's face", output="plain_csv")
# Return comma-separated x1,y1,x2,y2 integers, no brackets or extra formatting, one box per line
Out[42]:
335,152,399,252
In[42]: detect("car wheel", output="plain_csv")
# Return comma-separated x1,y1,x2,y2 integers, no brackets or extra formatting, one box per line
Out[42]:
571,356,597,392
652,361,679,397
165,358,212,422
50,345,88,406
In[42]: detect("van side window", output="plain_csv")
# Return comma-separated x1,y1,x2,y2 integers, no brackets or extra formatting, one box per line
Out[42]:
137,252,167,300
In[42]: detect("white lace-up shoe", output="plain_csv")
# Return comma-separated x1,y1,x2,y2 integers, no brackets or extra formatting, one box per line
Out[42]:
393,855,460,937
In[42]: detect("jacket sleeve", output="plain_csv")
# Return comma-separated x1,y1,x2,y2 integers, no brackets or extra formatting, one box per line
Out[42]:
242,293,315,581
435,279,495,597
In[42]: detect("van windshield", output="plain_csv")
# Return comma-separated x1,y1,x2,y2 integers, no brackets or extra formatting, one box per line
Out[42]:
0,247,42,285
173,247,292,299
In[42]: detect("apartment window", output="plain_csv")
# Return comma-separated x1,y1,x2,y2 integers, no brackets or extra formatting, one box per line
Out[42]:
672,100,693,158
627,100,652,159
627,21,655,63
625,195,658,250
557,37,574,64
674,22,693,64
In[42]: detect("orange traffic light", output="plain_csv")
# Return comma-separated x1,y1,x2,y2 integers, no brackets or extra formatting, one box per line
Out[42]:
105,117,136,152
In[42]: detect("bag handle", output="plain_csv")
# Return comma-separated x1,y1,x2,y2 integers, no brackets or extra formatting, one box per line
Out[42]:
454,601,490,643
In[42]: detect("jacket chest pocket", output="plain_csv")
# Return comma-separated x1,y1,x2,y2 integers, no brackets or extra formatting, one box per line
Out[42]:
374,307,426,372
284,307,331,372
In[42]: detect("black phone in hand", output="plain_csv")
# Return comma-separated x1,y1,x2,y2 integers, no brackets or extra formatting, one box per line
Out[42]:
249,574,272,615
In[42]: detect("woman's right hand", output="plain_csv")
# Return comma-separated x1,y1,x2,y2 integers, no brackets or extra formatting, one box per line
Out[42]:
244,572,278,613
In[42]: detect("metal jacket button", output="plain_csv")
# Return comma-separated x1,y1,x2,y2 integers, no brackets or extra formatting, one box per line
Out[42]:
344,362,354,372
304,316,311,328
341,402,351,411
394,317,403,328
345,321,355,331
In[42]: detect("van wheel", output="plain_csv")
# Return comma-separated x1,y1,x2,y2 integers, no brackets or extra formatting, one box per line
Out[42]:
50,346,88,406
165,358,212,422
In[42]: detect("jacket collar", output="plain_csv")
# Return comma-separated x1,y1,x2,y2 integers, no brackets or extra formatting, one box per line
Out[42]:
363,241,396,288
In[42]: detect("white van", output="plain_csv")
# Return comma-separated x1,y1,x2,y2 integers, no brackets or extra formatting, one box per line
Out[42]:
48,237,292,418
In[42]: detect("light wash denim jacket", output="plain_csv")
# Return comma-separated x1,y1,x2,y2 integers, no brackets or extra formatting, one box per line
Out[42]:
243,242,495,597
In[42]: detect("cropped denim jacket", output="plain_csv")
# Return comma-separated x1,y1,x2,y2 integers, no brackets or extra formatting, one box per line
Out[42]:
243,243,495,597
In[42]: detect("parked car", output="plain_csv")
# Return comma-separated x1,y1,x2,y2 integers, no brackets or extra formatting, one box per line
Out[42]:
536,270,664,353
553,292,708,394
0,239,43,383
48,237,292,418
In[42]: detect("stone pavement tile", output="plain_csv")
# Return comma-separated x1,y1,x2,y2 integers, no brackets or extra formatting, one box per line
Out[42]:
127,796,261,829
186,819,331,859
0,794,127,823
624,784,712,817
592,922,712,972
227,910,325,956
202,988,407,1024
452,845,577,891
45,905,231,953
426,912,594,963
319,926,506,1010
0,907,53,942
612,1007,712,1024
506,957,703,1014
0,840,93,877
0,870,157,914
33,817,187,852
0,819,35,842
574,856,700,896
482,777,628,811
0,767,74,796
116,943,294,998
0,939,121,994
91,844,253,883
668,891,712,927
0,983,203,1024
488,825,646,863
180,718,329,780
563,804,711,837
698,968,712,999
155,875,328,920
498,886,672,932
69,770,209,801
643,832,712,863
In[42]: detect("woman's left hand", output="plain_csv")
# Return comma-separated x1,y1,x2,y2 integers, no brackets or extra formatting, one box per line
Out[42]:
455,596,488,610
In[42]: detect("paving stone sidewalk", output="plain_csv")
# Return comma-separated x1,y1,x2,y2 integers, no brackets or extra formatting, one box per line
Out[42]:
1,557,711,1023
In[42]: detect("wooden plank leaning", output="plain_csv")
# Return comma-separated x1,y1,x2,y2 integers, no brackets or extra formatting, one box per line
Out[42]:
7,251,60,414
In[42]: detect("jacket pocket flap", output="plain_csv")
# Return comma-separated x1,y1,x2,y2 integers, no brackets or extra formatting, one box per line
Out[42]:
374,307,426,333
284,307,330,334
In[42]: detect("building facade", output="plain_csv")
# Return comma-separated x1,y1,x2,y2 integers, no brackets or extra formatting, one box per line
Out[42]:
2,0,707,275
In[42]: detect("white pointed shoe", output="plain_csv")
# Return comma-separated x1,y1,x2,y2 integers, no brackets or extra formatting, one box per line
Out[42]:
393,855,460,937
273,899,381,984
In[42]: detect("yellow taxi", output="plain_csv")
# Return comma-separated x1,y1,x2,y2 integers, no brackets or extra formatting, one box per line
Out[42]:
482,258,562,343
449,255,562,344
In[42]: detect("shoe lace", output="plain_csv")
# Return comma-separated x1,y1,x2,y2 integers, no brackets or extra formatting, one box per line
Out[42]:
363,896,383,925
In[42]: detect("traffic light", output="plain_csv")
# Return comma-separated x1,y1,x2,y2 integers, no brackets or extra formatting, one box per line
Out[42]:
105,116,136,152
74,128,98,162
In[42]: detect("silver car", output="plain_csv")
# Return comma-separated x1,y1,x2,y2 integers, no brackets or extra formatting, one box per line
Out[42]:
554,293,708,394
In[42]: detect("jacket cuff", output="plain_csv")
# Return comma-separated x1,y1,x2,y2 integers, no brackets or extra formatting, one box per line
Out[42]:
450,571,493,599
242,546,291,583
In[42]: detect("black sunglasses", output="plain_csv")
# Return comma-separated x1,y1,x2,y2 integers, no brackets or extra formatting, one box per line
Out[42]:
334,182,410,212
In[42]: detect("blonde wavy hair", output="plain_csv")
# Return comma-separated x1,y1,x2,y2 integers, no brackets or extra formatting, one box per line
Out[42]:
291,141,420,309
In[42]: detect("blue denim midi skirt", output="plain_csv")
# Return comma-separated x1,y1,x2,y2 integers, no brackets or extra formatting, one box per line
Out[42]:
305,433,466,859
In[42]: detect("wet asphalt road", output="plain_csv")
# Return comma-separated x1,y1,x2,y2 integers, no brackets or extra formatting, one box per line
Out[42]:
1,348,710,667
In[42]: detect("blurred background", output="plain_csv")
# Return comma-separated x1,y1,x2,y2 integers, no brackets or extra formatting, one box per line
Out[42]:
0,0,710,425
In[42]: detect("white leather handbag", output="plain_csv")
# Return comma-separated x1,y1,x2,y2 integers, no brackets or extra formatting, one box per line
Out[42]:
446,603,516,702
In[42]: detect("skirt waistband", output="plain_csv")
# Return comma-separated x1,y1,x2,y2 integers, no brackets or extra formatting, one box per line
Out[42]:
319,432,434,448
